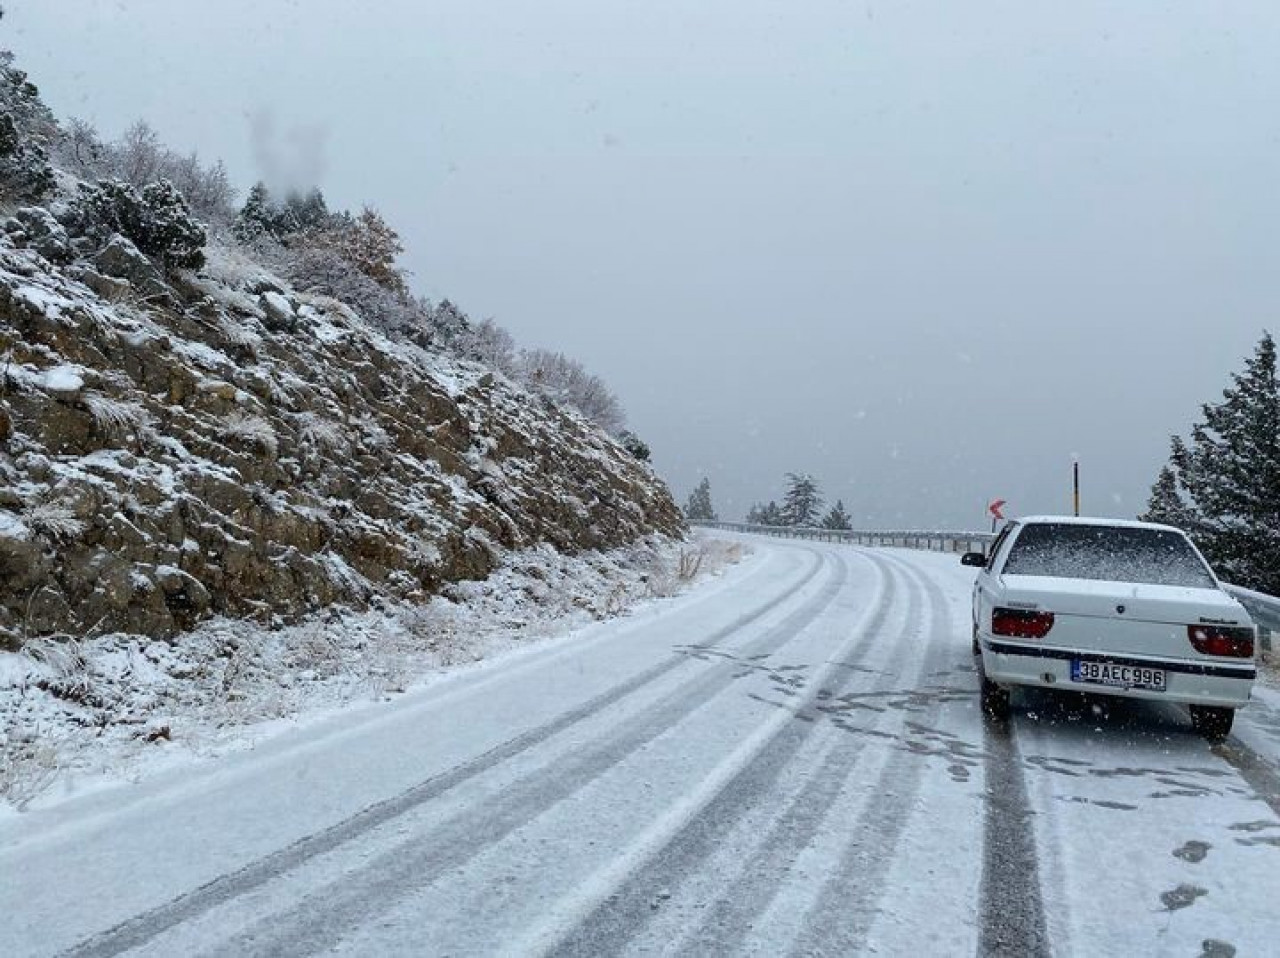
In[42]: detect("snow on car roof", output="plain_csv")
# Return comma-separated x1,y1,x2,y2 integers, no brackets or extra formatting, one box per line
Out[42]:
1013,515,1183,533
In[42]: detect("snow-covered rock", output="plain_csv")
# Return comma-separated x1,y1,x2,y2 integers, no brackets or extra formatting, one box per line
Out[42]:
40,364,84,398
4,207,72,264
259,290,297,332
93,234,170,299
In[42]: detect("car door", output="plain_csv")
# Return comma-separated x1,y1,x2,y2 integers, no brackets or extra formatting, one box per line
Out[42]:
974,521,1019,635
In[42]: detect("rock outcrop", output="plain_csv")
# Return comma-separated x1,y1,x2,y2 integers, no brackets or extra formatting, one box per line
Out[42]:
0,233,683,649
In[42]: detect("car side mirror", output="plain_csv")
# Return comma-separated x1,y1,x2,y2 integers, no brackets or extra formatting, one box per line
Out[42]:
960,552,988,568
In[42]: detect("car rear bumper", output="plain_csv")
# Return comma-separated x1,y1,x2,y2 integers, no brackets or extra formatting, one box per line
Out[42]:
979,637,1255,708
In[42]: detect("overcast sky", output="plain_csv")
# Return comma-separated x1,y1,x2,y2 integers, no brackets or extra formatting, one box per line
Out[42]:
6,1,1279,528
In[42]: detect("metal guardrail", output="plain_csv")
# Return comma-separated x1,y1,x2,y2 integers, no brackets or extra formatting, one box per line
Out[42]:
1223,585,1280,652
700,521,1280,652
701,521,994,555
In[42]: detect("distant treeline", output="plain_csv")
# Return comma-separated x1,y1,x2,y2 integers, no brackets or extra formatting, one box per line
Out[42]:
684,474,853,531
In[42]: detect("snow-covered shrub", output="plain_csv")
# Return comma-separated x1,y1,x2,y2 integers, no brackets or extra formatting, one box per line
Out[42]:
0,111,54,202
296,412,346,453
52,116,107,178
23,502,85,542
83,391,149,438
66,178,207,270
617,430,650,462
395,602,464,667
310,206,407,295
284,245,414,336
355,413,391,451
677,547,704,581
217,314,261,351
517,348,626,434
21,634,89,678
454,317,518,376
220,412,278,455
0,741,61,811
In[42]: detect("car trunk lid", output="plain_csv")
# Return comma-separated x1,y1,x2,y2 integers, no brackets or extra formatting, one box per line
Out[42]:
998,575,1252,661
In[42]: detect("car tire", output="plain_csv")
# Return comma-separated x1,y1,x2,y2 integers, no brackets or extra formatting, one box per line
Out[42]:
975,644,1011,721
1189,705,1234,742
980,675,1011,721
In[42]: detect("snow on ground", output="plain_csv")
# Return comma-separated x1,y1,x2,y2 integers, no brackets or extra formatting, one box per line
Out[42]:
4,535,1278,957
0,532,748,814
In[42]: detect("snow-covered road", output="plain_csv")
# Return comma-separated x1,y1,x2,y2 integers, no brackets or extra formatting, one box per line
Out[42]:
4,537,1280,956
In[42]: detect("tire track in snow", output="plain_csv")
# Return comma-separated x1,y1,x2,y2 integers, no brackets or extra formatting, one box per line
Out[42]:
60,549,829,958
681,555,936,957
540,550,911,952
977,712,1050,957
784,551,957,957
191,552,855,958
1212,740,1280,817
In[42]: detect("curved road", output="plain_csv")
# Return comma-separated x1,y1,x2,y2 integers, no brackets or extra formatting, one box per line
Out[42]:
3,537,1278,956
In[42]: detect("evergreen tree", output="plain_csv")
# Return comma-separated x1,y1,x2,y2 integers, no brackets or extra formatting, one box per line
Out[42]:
282,187,331,233
0,48,56,202
820,499,853,530
752,502,783,525
781,473,823,527
428,299,471,346
0,111,53,201
616,430,650,462
684,477,717,523
234,181,277,241
1146,332,1280,593
1138,464,1197,531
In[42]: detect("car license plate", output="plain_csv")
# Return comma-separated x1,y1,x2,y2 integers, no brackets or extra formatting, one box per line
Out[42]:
1071,660,1167,691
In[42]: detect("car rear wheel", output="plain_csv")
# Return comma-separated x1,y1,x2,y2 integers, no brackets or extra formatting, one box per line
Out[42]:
975,643,1011,720
980,674,1011,721
1189,705,1234,742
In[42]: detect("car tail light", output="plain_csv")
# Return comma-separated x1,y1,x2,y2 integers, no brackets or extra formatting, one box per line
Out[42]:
1187,624,1255,658
992,607,1055,639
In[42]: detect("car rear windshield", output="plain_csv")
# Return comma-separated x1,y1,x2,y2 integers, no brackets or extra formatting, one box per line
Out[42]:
1001,524,1217,587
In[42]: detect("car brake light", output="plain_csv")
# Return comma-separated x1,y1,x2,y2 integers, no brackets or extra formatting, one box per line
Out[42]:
992,607,1055,639
1187,624,1255,658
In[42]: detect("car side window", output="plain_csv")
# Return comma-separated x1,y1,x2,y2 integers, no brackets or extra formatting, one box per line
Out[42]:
986,523,1018,573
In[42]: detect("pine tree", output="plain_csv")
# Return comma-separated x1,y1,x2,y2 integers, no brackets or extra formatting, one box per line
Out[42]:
759,501,784,525
234,181,276,242
820,499,853,530
782,473,823,527
283,187,331,233
684,478,717,523
1146,332,1280,593
1138,464,1197,531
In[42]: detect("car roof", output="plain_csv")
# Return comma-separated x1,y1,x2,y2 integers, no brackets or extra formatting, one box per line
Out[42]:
1010,515,1185,534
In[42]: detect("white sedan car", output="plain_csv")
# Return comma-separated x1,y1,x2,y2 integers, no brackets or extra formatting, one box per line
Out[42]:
964,516,1257,740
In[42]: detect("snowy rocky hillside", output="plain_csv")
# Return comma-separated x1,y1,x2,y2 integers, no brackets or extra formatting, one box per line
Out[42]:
0,40,691,809
0,213,683,648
